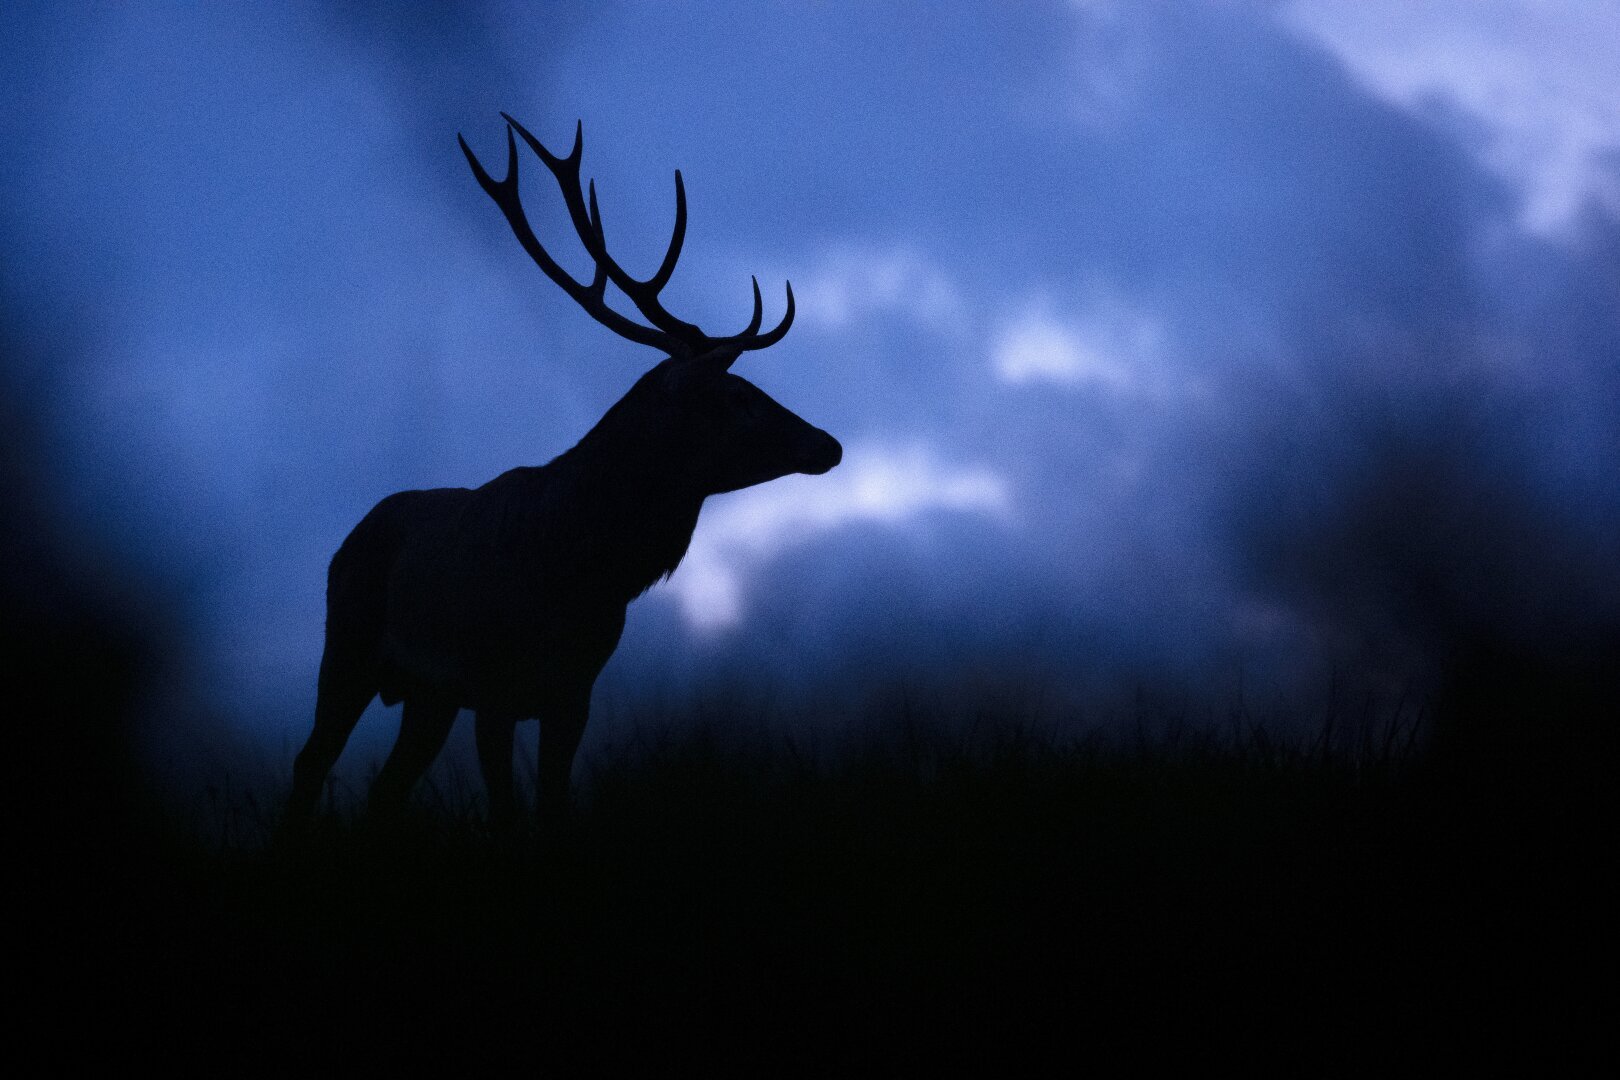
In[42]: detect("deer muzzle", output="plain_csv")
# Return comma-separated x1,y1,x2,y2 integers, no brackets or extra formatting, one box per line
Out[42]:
797,429,842,475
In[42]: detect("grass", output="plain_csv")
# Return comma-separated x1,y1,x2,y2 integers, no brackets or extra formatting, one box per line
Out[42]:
25,695,1611,1071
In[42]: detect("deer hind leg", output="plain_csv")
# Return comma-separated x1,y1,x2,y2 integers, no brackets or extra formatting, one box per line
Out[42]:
286,647,376,829
474,711,520,826
537,685,590,826
368,697,459,816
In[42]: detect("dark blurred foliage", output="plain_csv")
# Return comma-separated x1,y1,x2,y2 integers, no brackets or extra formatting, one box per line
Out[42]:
4,293,189,1061
4,312,148,835
1241,424,1619,775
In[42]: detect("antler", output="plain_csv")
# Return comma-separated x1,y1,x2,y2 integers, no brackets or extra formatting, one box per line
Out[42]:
458,117,794,362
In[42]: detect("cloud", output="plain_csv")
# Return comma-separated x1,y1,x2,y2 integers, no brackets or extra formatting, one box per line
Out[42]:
792,246,968,337
1282,0,1620,235
993,308,1110,387
656,445,1012,632
991,291,1163,392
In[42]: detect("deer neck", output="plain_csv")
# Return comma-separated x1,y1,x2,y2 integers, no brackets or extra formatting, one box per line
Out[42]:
538,422,707,602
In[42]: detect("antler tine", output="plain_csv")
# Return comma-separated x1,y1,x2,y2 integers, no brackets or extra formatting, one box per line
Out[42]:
583,180,707,343
505,114,705,349
533,117,582,172
460,124,672,351
646,169,687,293
734,280,795,353
505,115,594,245
737,277,765,339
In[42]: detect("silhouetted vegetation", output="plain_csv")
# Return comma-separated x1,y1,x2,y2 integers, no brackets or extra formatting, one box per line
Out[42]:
62,695,1608,1072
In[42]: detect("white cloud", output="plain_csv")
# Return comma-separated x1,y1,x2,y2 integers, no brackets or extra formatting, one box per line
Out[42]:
657,445,1012,632
991,291,1162,391
1282,0,1620,235
993,309,1123,388
793,246,968,336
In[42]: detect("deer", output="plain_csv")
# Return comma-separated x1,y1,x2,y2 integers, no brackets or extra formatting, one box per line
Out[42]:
284,116,841,830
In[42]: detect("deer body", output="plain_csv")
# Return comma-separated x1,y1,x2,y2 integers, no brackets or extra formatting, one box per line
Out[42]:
285,119,839,827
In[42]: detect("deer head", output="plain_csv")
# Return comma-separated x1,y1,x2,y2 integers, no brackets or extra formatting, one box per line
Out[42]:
459,116,841,498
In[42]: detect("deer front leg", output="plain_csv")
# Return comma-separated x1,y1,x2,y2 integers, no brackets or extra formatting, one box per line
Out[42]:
474,710,519,826
369,696,458,818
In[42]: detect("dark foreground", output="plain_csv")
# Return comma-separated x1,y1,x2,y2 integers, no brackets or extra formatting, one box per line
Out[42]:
22,709,1612,1072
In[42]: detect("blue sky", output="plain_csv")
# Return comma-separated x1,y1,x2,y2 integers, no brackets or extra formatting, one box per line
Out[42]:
4,2,1618,778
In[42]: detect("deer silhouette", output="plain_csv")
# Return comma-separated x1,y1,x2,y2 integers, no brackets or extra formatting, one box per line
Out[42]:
285,116,841,828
